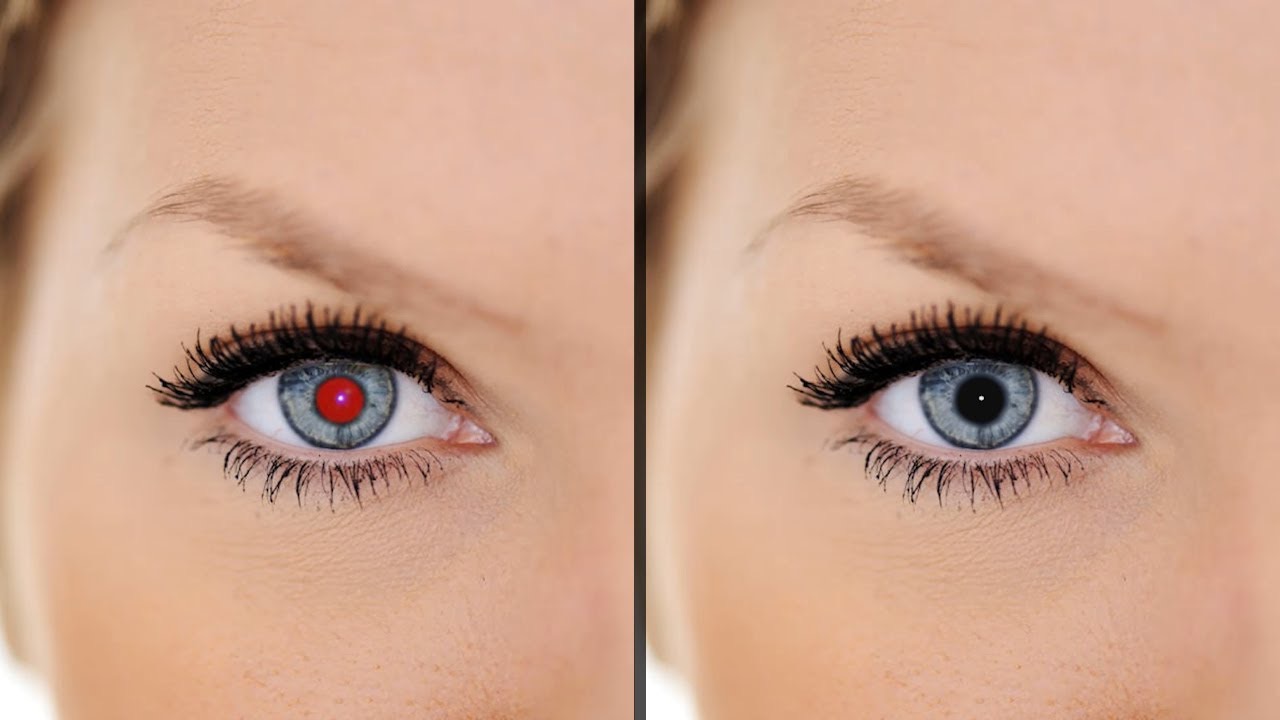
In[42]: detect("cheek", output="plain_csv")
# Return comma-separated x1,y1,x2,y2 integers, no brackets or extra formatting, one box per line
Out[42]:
30,456,583,718
675,461,1244,719
658,338,1230,717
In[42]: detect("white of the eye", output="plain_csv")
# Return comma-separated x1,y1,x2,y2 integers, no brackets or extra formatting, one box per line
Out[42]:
871,370,1097,451
231,370,465,450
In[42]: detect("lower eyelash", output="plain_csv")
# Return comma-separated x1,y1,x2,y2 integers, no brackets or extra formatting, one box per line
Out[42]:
840,433,1085,507
194,433,442,507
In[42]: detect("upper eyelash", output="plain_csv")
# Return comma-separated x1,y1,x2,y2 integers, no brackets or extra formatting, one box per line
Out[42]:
148,303,454,410
790,303,1089,410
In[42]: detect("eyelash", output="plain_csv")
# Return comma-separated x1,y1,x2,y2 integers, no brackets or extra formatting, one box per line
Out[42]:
193,433,443,507
792,303,1111,507
837,433,1085,508
150,304,456,409
150,304,465,506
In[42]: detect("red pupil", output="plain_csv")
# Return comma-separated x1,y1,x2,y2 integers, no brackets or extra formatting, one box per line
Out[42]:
314,376,365,424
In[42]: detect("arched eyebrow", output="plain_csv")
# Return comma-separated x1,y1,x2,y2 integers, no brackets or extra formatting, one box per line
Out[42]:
107,175,522,333
751,175,1165,336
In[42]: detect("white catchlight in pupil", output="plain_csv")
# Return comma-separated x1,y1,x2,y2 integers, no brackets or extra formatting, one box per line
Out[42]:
919,362,1035,449
872,359,1134,452
952,374,1009,428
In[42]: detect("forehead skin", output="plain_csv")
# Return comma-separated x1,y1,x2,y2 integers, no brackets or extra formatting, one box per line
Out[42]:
5,0,631,718
651,1,1280,718
684,0,1280,298
94,0,630,319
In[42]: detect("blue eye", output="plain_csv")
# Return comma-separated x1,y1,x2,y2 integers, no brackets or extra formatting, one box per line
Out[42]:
873,359,1113,452
230,361,492,451
277,362,396,449
918,360,1037,449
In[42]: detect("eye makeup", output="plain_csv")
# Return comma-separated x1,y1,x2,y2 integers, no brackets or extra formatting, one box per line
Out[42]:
792,303,1133,507
836,432,1087,507
150,304,461,410
192,431,443,506
150,304,490,506
791,304,1094,410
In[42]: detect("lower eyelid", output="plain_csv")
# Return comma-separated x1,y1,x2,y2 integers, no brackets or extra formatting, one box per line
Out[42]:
192,431,446,505
849,387,1135,506
837,431,1092,506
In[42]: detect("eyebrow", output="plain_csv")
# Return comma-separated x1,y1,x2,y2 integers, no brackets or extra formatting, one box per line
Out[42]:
108,176,522,332
752,176,1165,335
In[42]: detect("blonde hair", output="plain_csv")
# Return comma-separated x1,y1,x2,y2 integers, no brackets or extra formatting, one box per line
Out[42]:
0,0,53,333
645,0,698,197
644,0,702,318
0,0,56,665
645,0,704,665
0,0,51,199
0,0,55,276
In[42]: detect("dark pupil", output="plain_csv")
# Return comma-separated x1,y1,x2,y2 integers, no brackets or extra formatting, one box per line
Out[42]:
954,375,1006,425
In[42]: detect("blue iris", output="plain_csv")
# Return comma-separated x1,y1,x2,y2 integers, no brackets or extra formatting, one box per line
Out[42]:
918,360,1037,449
278,361,396,449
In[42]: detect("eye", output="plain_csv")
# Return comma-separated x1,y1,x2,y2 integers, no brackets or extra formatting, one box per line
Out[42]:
231,360,491,450
872,359,1124,451
791,305,1141,505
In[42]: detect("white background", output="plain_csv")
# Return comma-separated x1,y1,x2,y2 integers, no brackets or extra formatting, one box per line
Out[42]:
646,647,696,719
0,642,52,719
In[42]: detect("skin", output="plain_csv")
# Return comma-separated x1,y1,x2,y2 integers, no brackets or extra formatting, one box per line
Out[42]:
0,1,632,718
649,1,1280,718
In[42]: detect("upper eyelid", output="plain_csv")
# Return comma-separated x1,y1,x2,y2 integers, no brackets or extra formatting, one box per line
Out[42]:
148,305,467,411
790,304,1120,413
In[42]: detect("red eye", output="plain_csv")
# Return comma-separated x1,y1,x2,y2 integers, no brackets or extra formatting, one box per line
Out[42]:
232,360,491,451
314,376,366,425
